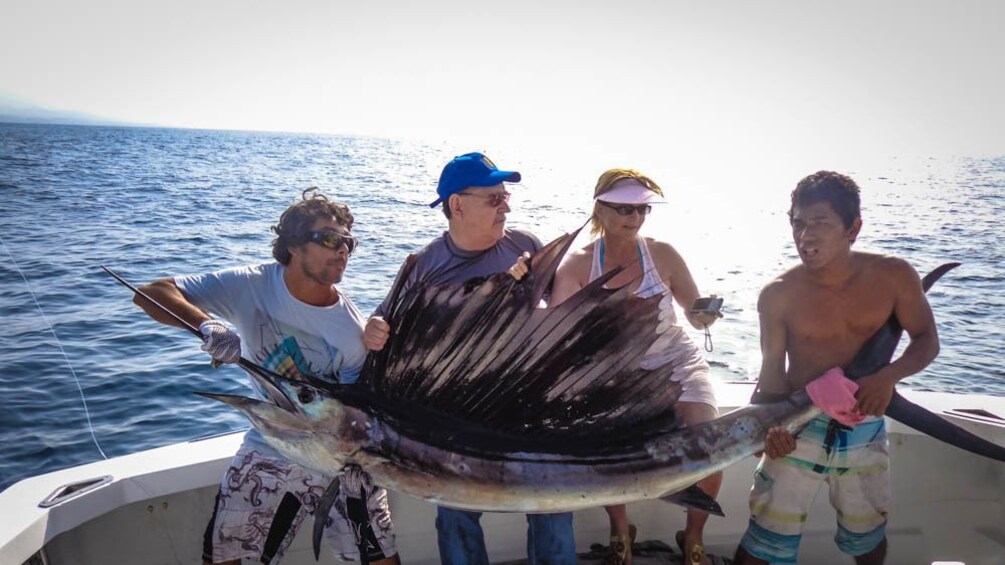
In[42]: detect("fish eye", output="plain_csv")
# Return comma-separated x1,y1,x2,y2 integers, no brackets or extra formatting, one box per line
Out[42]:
297,389,316,404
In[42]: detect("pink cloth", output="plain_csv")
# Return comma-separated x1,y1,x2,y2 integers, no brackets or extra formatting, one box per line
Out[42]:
805,367,866,428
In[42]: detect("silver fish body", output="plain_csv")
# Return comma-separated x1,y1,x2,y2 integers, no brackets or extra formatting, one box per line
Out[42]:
209,388,820,512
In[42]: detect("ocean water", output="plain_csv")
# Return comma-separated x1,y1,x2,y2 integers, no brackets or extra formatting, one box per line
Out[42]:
1,123,1002,491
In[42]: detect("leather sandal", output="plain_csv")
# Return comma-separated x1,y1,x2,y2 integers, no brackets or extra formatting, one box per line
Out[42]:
604,523,637,565
676,529,709,565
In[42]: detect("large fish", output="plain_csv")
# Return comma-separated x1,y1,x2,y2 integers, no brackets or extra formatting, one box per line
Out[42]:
192,229,1004,522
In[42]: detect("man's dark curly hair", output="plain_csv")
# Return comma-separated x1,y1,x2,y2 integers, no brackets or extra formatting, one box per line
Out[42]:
271,187,354,265
789,171,861,228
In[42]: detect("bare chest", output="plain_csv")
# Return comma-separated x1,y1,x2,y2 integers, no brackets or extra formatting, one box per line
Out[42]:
784,282,894,380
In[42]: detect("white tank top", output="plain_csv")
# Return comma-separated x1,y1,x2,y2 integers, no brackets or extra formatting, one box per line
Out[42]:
589,237,704,376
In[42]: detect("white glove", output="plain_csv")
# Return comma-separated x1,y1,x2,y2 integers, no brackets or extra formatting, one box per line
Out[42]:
198,320,242,366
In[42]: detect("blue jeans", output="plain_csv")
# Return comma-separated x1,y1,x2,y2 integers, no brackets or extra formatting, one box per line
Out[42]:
436,506,576,565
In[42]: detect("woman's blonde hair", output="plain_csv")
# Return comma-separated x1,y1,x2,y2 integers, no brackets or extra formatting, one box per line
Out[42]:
590,168,665,238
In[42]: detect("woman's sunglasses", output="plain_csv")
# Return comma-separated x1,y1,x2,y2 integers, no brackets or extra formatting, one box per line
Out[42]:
457,190,511,208
306,231,358,254
598,201,652,216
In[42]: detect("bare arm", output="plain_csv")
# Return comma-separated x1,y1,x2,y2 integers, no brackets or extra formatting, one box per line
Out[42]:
854,259,940,415
133,278,211,329
651,241,712,330
755,281,790,397
756,280,798,458
548,254,587,307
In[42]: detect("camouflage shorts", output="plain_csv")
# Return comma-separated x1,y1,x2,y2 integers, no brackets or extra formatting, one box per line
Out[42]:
202,444,396,564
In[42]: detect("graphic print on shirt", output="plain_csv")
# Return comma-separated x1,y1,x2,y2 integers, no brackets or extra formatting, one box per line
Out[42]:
245,310,345,386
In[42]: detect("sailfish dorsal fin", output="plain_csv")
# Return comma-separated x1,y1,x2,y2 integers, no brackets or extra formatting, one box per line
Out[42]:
354,228,685,453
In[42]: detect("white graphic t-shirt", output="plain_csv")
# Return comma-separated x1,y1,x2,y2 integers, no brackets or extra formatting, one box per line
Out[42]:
176,262,367,454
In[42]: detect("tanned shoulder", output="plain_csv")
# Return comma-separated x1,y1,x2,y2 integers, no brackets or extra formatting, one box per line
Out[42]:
643,238,679,258
758,265,802,315
758,276,787,314
853,251,917,285
878,253,918,278
644,238,687,271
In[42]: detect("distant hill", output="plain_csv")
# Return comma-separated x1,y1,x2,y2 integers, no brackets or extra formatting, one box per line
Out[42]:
0,93,135,127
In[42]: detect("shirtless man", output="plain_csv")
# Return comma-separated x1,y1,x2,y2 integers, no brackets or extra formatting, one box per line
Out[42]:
733,171,940,565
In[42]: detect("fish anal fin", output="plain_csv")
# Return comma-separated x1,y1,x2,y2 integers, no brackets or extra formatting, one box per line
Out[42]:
661,484,725,517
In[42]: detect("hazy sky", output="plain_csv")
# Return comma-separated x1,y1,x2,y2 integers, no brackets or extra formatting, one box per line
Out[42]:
3,0,1004,171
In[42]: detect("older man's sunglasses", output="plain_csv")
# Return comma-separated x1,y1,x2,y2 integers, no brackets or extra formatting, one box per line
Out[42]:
306,231,358,254
598,201,652,216
457,190,511,208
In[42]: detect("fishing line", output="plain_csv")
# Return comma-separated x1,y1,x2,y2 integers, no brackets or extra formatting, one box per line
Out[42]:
0,236,108,460
3,240,189,562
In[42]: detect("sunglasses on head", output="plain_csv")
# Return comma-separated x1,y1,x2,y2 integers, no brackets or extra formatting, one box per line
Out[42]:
598,201,652,216
306,231,358,254
457,190,511,208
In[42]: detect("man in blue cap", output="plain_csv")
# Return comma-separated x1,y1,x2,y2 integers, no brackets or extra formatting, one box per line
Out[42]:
364,152,577,565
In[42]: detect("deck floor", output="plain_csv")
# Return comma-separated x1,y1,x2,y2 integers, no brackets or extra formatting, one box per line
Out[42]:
499,539,733,564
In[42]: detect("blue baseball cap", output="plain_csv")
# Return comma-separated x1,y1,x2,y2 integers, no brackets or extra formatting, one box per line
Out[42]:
428,152,521,208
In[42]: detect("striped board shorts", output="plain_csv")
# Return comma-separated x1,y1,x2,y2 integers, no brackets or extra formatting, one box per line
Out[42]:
739,415,890,564
202,444,396,564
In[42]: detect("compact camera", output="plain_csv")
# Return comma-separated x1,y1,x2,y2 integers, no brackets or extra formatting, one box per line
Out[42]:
690,296,724,316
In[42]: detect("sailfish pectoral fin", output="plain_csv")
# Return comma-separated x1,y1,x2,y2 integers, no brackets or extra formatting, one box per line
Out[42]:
886,391,1005,462
660,484,725,517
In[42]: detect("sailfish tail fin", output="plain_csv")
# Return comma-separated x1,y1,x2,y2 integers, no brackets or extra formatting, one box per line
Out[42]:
887,391,1005,462
849,261,1005,463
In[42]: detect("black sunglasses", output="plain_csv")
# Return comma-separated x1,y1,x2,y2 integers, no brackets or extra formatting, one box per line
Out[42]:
457,190,511,208
306,231,358,254
598,201,652,216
